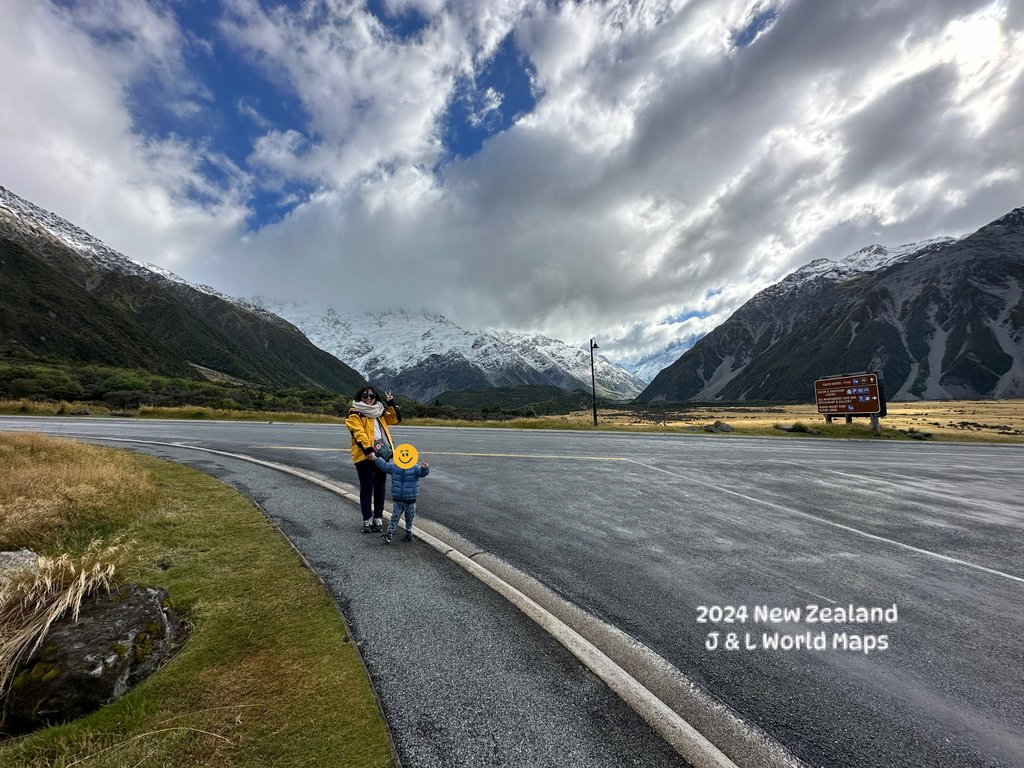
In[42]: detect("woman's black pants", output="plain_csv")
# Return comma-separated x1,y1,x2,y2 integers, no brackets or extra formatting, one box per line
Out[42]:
355,459,387,520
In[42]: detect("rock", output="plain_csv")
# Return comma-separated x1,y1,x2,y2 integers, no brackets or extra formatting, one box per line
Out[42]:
703,424,718,433
0,550,39,581
3,584,181,734
714,421,733,432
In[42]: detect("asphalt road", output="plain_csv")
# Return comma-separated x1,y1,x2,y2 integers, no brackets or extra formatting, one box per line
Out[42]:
2,416,1022,768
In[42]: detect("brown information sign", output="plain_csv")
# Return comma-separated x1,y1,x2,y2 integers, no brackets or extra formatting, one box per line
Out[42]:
814,372,886,417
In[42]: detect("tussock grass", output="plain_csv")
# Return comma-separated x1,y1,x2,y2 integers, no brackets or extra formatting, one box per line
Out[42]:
0,434,392,767
5,397,1022,442
0,433,156,552
135,405,343,423
0,400,342,424
0,401,105,417
0,543,125,700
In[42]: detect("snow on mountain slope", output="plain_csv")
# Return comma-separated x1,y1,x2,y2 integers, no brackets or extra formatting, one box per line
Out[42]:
0,184,366,391
250,302,645,402
774,238,956,294
625,338,703,384
638,213,1023,403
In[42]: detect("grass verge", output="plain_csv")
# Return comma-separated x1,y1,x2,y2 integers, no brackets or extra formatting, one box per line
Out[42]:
2,398,1022,443
0,433,392,768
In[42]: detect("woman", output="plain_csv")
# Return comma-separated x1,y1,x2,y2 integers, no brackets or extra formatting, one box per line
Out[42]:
346,385,400,532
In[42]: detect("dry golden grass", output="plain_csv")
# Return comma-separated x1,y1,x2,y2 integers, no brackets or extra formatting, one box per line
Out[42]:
0,401,112,417
0,543,125,701
0,434,141,710
557,399,1024,442
0,433,156,551
0,434,392,767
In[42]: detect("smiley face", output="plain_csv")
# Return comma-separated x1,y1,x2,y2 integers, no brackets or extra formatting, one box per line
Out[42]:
393,443,419,469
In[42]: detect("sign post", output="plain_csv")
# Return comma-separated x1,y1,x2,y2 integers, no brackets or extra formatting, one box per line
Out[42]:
814,372,886,435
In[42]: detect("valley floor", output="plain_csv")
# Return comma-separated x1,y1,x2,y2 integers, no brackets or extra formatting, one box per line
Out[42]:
567,399,1024,442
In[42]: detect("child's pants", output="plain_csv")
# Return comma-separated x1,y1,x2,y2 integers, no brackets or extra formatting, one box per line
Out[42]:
388,500,416,533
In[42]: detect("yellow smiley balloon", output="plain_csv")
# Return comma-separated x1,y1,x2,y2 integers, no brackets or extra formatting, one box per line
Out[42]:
393,443,419,469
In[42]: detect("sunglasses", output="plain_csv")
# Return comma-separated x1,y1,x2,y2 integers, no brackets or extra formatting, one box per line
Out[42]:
360,393,377,401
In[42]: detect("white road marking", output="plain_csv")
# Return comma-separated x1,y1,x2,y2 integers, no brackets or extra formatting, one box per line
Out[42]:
626,459,1024,585
71,436,744,768
793,586,838,604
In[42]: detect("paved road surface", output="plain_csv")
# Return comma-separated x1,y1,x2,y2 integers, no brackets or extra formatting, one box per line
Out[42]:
3,416,1022,768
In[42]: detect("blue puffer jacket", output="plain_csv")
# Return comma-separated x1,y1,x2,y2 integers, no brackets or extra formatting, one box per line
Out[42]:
374,458,430,501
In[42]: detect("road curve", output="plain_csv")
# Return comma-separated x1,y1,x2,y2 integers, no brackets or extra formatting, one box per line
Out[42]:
2,416,1022,768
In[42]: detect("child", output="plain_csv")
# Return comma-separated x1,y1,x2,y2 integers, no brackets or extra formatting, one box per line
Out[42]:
373,449,429,544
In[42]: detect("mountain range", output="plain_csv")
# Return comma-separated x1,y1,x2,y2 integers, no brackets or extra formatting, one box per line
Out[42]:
0,184,643,402
248,301,646,403
4,182,1021,406
0,185,364,393
637,209,1024,402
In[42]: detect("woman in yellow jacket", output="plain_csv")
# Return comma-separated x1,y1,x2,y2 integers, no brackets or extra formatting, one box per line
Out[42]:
346,385,401,532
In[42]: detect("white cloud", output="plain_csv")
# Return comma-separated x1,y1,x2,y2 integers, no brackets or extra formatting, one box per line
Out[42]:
0,0,248,274
3,0,1023,367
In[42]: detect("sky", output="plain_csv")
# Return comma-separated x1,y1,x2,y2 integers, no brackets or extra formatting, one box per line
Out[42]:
2,0,1022,368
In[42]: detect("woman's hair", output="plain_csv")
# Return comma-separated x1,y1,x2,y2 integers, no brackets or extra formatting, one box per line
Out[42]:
354,385,382,402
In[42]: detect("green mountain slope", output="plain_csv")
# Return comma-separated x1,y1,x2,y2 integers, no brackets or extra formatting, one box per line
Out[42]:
0,237,197,377
0,187,366,394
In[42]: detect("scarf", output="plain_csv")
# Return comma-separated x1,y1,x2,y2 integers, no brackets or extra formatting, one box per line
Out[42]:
351,399,385,418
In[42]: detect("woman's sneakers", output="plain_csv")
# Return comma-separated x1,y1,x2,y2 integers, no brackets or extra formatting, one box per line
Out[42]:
362,519,372,534
371,517,383,532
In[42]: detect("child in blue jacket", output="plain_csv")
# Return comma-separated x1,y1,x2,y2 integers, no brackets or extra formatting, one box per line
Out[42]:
373,454,430,543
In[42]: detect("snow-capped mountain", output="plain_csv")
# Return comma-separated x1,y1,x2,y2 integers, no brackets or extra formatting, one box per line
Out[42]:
763,237,956,298
248,302,646,402
638,210,1024,402
0,184,364,392
624,338,703,384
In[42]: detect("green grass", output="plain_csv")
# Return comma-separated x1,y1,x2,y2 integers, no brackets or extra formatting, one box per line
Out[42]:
0,435,392,767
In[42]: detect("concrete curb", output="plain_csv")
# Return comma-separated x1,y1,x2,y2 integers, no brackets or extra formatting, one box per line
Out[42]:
83,437,805,768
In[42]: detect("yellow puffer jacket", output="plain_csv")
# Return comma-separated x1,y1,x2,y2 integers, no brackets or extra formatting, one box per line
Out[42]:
346,406,399,464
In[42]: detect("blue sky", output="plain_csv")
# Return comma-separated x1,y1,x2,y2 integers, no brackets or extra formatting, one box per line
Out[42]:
2,0,1022,365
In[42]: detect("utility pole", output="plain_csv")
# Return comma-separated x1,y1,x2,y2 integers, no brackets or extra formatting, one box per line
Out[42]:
590,338,599,427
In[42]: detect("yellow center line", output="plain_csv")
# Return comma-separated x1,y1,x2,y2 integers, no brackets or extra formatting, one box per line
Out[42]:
258,446,625,461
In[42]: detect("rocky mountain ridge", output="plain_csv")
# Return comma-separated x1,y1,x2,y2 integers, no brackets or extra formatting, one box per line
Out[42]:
637,209,1024,402
0,185,365,393
0,184,643,402
248,302,646,403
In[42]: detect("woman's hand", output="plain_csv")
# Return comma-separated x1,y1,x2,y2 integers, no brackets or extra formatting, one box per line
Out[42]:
385,390,395,403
